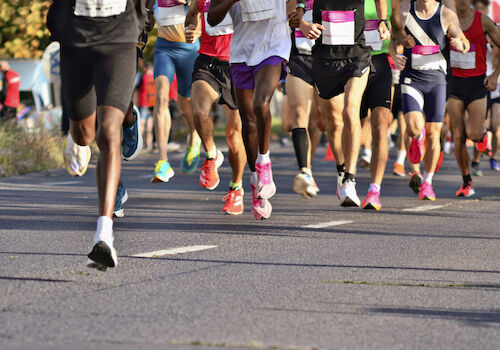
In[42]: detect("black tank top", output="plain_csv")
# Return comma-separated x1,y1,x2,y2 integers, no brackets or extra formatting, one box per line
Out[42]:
312,0,370,59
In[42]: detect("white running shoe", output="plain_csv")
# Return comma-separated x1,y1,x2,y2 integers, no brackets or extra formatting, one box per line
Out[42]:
63,134,91,177
293,168,317,198
87,230,118,271
339,179,361,207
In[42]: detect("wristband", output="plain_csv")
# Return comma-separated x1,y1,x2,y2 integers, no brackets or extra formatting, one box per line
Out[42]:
378,19,389,28
296,3,306,10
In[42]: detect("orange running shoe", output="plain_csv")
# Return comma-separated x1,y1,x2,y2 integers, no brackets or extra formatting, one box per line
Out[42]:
222,188,244,215
393,162,406,177
475,132,488,153
435,149,445,173
456,182,475,197
199,150,224,190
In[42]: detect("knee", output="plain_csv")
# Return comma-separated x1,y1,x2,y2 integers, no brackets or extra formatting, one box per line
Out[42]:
343,105,359,122
253,99,270,118
96,122,121,148
226,128,243,149
465,126,483,142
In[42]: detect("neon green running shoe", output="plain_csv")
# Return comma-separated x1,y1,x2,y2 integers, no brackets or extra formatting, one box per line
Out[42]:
151,160,174,183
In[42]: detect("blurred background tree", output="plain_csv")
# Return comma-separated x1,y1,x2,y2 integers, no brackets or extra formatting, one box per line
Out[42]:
0,0,52,59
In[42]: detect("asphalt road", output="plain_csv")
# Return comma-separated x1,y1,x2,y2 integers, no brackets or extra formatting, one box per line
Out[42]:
1,143,500,350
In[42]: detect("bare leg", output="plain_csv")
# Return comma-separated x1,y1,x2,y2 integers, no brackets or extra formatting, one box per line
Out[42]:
370,106,393,186
153,76,171,161
224,106,246,184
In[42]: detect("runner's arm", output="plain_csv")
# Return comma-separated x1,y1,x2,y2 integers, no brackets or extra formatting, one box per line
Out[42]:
483,16,500,90
375,0,390,41
145,0,155,31
207,0,237,26
443,7,470,53
184,0,200,43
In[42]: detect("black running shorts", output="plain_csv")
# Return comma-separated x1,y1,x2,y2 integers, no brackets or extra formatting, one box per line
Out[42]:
60,43,137,120
192,54,238,110
449,75,488,108
360,54,392,119
287,53,314,86
313,53,372,99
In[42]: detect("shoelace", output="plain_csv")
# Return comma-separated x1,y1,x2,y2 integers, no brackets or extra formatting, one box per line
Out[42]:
256,163,272,184
223,189,239,202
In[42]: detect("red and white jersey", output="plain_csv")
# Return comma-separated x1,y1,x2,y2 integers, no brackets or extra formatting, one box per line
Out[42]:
198,0,232,61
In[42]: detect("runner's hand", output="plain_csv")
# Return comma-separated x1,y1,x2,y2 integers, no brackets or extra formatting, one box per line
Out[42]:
451,38,469,53
484,74,499,91
393,55,407,71
401,30,415,49
289,8,304,28
185,24,199,44
378,21,390,41
299,22,324,40
145,10,155,32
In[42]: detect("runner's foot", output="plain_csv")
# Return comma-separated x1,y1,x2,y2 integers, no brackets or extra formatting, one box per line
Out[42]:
393,162,406,177
362,190,382,210
122,105,143,161
408,129,425,164
181,135,202,174
151,160,174,183
255,161,276,200
199,150,224,190
456,182,475,197
293,168,317,198
408,172,422,195
339,179,361,207
113,182,128,218
63,134,91,177
222,188,244,215
419,182,436,201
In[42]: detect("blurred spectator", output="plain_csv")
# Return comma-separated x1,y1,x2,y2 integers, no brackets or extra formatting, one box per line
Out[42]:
0,61,21,121
136,61,156,151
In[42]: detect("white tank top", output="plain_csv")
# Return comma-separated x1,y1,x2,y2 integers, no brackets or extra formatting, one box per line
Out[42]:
229,0,291,65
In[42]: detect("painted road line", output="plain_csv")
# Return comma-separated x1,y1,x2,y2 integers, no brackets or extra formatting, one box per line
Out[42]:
41,181,83,186
402,205,445,212
302,220,353,229
132,245,218,258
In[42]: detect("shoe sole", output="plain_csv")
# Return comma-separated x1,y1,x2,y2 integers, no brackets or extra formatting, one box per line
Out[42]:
258,184,276,200
252,200,272,220
419,196,436,201
151,171,174,183
63,139,91,177
341,197,360,207
409,175,422,194
293,176,316,198
122,131,144,161
363,202,381,210
87,241,117,268
223,209,244,216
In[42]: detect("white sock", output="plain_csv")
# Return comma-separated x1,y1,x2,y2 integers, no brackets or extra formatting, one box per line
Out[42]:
205,146,217,159
369,183,380,193
95,216,113,245
396,150,407,164
423,172,434,185
257,151,270,164
363,148,372,159
250,171,258,185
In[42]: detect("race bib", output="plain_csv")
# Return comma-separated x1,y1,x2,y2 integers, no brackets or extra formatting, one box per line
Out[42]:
239,0,275,22
74,0,127,17
204,0,233,36
364,19,382,51
322,11,355,46
450,44,476,69
294,1,314,54
157,0,185,27
411,45,442,70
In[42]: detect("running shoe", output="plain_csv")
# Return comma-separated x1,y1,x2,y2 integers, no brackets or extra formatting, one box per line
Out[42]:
471,162,483,176
87,227,117,271
362,190,382,210
113,182,128,218
311,176,320,193
122,105,143,161
255,161,276,200
359,150,371,169
456,182,475,197
63,134,91,177
151,160,174,183
408,129,425,164
393,162,406,177
435,149,445,173
339,179,361,207
181,135,202,174
222,188,244,215
419,182,436,201
491,158,500,171
293,168,317,198
475,132,488,153
199,150,224,190
250,181,272,220
408,172,422,194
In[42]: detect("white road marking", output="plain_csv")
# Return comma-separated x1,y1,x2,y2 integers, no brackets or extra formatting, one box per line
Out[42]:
302,220,353,229
41,181,83,186
132,245,217,258
402,205,445,212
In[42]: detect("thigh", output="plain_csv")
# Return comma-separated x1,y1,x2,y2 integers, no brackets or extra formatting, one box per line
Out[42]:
154,43,176,83
191,79,219,114
254,64,283,105
491,103,500,130
285,75,314,114
344,68,370,111
423,84,447,123
94,44,137,113
466,96,487,128
234,88,255,122
60,45,97,120
174,47,199,98
401,84,424,115
224,106,242,131
446,97,466,134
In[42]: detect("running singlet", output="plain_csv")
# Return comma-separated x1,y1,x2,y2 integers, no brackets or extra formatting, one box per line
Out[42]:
155,0,188,42
47,0,145,47
291,0,315,56
312,0,370,59
401,1,448,85
364,0,392,56
198,0,233,61
451,10,487,78
228,0,291,66
138,71,156,108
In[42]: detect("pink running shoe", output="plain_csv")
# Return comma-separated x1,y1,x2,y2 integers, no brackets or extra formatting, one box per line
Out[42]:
362,191,382,210
251,183,272,220
409,129,425,164
255,161,276,199
419,182,436,201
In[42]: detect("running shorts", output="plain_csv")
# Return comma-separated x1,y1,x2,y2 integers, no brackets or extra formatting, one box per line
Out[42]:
313,53,372,100
360,54,392,118
392,84,402,117
192,54,238,110
154,37,199,98
230,56,287,91
287,54,314,86
60,43,137,120
449,75,488,108
401,83,447,123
